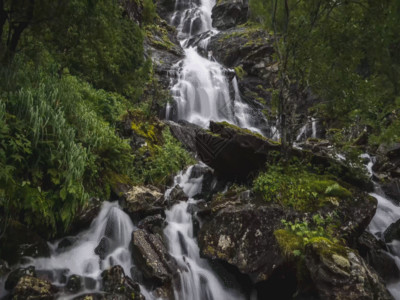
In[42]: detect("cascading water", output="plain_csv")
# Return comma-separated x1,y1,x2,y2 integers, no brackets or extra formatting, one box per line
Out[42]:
0,202,151,299
362,154,400,298
163,165,245,300
167,0,263,134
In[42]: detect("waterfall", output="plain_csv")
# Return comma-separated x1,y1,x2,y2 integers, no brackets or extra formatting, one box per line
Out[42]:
5,202,151,299
164,165,245,300
168,0,262,133
362,154,400,298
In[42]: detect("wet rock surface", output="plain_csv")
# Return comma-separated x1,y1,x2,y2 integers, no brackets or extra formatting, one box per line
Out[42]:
373,143,400,202
357,231,400,282
198,198,295,282
66,274,83,294
305,238,392,300
131,229,177,285
211,0,248,30
12,275,58,300
196,121,280,181
120,185,165,219
165,184,188,205
164,120,203,153
384,219,400,243
5,266,37,291
101,265,144,299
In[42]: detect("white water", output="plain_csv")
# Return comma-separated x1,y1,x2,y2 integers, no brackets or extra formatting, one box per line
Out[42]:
168,0,264,135
296,117,318,141
164,165,244,300
1,202,151,299
362,154,400,299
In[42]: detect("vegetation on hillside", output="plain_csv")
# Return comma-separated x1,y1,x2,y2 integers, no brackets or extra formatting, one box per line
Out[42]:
249,0,400,147
0,0,193,237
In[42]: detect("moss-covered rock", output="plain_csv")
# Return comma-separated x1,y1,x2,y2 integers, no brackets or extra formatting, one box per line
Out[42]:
305,238,392,300
12,275,57,300
101,265,144,299
120,185,164,219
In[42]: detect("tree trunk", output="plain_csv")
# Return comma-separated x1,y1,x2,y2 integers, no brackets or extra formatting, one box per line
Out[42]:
4,0,34,61
0,0,6,42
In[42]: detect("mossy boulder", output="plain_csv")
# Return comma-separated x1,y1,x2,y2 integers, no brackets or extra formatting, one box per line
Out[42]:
101,265,144,299
12,275,58,300
305,238,392,299
196,121,280,181
198,196,297,283
120,185,165,219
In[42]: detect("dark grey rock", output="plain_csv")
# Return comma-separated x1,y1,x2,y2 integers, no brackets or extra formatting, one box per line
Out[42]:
357,231,400,282
211,0,248,30
5,266,36,291
101,265,144,299
305,239,392,300
384,218,400,243
66,274,83,294
131,229,177,285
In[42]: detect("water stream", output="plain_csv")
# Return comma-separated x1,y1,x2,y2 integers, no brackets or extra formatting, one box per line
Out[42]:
1,0,400,298
167,0,263,134
0,202,152,299
164,165,244,300
362,154,400,298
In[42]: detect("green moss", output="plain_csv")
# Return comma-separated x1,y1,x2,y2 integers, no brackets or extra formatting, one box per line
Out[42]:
234,66,247,79
274,229,303,257
308,237,348,258
253,163,352,212
215,121,269,141
145,24,175,51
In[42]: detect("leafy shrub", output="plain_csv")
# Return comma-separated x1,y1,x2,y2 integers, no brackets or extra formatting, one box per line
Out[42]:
275,214,337,258
142,128,196,186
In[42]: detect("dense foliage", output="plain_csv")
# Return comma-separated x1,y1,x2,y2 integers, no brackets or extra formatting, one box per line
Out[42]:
0,0,193,237
250,0,400,145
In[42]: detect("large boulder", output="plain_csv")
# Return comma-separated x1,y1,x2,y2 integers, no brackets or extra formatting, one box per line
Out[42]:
198,203,292,282
211,0,248,30
120,185,164,219
131,229,177,285
101,265,144,300
305,238,392,300
12,276,58,300
5,266,36,291
196,121,280,181
197,180,378,286
167,120,370,188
